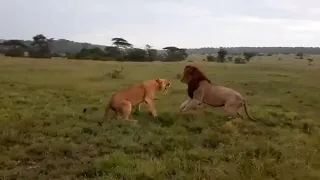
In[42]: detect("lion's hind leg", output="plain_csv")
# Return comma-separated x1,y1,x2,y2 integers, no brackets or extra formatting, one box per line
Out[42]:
119,100,137,123
104,105,117,121
223,100,243,120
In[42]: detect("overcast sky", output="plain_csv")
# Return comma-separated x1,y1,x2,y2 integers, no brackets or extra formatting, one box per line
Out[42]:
1,0,320,49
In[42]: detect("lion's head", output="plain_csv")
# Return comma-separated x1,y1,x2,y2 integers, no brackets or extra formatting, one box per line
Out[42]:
180,65,211,98
180,65,210,84
155,78,172,94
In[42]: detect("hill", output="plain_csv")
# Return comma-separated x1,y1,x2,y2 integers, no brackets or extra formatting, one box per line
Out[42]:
0,38,105,54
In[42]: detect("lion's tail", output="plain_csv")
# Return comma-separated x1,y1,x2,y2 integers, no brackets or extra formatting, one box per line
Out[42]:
82,93,116,120
243,100,257,121
103,104,111,120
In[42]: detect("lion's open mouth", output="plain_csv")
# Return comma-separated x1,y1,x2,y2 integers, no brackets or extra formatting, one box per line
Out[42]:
164,87,168,93
164,84,170,93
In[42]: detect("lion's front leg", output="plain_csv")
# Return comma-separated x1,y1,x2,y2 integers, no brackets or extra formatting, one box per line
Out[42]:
180,98,202,112
179,99,191,112
181,86,205,113
137,102,142,112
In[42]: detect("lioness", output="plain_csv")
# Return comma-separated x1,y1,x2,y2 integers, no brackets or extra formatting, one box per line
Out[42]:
104,78,171,122
179,65,256,120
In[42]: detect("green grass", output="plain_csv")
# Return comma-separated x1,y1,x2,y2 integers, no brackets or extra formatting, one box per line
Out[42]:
1,55,320,179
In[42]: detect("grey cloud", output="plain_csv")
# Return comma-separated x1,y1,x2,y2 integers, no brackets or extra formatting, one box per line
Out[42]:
1,0,320,47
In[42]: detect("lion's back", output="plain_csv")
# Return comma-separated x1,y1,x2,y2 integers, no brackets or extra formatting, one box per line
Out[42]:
111,84,145,106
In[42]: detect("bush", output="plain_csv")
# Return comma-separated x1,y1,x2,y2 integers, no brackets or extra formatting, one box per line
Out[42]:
307,58,314,66
234,57,246,64
206,55,216,62
4,48,25,57
107,67,125,79
296,52,303,59
243,52,256,61
227,56,233,62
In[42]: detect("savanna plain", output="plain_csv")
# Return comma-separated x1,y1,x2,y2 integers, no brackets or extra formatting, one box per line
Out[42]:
0,55,320,180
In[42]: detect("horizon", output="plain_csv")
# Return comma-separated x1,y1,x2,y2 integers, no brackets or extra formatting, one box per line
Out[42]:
2,38,320,50
1,0,320,49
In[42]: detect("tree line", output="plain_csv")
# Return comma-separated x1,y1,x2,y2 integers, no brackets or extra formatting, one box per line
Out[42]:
0,34,188,62
0,34,318,62
187,47,320,55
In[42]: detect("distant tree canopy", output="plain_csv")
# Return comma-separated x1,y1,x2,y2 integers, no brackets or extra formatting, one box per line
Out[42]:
66,39,189,62
111,38,132,49
0,35,189,62
69,38,169,62
28,34,53,58
0,40,28,57
162,46,188,62
243,52,257,61
2,34,320,61
1,40,28,48
217,48,227,63
145,44,158,62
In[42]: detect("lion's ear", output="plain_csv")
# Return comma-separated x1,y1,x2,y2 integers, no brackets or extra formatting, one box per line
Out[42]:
185,66,194,73
155,79,161,84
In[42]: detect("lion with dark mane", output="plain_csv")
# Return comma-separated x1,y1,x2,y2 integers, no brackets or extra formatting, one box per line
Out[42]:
179,65,256,120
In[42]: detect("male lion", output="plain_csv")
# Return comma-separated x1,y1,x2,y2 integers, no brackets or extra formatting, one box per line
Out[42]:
179,65,256,120
104,78,171,122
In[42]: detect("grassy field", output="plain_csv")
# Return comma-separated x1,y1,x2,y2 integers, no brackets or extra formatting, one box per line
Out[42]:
0,55,320,179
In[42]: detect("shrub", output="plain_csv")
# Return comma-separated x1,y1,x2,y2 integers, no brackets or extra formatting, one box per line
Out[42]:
296,52,303,59
234,57,246,64
307,58,314,66
206,55,216,62
227,56,233,62
108,67,124,79
4,48,25,57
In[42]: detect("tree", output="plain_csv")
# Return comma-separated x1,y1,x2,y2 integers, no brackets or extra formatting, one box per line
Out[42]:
145,44,151,49
243,52,256,61
126,48,147,61
104,46,123,61
296,52,303,59
217,47,227,63
145,44,158,61
1,40,28,57
29,34,53,58
163,46,188,61
1,40,28,49
72,47,106,60
111,38,132,49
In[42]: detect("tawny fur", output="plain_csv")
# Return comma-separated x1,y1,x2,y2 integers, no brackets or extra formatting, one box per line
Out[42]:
104,78,171,122
180,65,256,120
